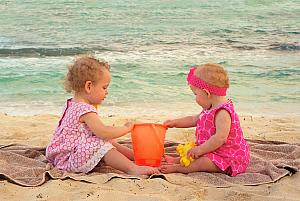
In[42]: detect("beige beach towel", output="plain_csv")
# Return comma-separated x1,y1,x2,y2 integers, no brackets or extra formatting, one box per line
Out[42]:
0,139,299,187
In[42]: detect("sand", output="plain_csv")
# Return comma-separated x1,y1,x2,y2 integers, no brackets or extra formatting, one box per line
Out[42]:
0,113,299,201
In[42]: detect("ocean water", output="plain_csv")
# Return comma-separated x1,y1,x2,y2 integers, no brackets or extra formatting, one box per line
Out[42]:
0,0,299,117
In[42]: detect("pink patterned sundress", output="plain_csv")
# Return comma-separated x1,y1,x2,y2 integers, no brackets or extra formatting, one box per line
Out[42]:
196,100,250,176
46,98,114,173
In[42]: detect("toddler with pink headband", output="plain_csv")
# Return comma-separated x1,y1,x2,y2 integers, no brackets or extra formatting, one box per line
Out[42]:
160,63,250,176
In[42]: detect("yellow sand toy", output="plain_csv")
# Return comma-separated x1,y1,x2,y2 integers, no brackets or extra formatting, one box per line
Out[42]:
176,141,196,167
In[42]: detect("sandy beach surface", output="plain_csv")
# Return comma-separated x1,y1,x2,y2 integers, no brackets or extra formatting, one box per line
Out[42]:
0,113,299,201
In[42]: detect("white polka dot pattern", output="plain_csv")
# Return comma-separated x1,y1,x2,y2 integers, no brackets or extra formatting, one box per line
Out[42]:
46,99,114,173
195,100,250,176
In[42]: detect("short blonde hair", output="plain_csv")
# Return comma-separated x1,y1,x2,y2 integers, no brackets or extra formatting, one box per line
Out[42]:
64,55,110,93
194,63,229,88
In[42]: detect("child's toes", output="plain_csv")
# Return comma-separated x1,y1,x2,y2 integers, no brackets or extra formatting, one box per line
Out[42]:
151,167,160,174
158,166,166,173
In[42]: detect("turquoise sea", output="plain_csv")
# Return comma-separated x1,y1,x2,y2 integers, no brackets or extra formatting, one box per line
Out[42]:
0,0,299,117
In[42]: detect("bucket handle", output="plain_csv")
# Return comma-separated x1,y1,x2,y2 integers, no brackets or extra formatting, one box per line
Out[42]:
151,124,165,155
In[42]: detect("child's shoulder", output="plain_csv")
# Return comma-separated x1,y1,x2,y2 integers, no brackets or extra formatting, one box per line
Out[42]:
69,101,97,114
219,99,234,110
210,99,233,111
214,99,236,115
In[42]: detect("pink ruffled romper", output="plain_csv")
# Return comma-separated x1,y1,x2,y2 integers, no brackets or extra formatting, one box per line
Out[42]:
196,100,250,176
46,99,114,173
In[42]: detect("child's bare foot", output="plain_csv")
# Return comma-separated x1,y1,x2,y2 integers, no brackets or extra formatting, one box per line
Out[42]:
164,155,180,164
159,164,179,173
127,165,160,175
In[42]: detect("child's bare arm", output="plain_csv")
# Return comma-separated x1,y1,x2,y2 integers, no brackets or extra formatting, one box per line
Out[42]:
164,114,199,128
80,112,134,140
188,109,231,158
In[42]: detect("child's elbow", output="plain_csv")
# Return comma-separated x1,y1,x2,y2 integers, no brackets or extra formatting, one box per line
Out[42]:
217,136,227,145
94,131,111,140
100,135,111,141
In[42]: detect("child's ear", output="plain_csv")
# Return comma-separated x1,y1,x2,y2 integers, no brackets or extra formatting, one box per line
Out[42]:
203,89,211,97
84,81,93,93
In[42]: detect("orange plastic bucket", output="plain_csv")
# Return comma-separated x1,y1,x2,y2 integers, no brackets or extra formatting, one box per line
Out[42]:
131,123,168,167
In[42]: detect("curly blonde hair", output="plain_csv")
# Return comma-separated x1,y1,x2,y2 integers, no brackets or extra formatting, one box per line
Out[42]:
64,55,110,93
194,63,229,88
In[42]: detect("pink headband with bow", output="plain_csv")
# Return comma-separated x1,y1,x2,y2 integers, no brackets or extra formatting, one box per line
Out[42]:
187,67,227,96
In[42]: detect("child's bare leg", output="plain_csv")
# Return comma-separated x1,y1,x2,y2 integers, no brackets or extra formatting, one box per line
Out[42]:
111,140,134,160
159,156,221,174
164,155,180,164
103,148,160,175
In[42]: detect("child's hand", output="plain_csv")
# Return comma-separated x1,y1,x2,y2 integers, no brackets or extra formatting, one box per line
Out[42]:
163,119,176,128
124,122,134,132
187,146,202,159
